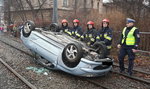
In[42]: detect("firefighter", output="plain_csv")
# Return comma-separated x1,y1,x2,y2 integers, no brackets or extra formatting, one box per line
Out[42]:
60,19,72,35
117,18,140,76
81,21,97,46
96,19,113,54
71,19,83,39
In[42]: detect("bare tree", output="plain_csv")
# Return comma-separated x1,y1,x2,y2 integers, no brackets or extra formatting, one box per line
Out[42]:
12,0,26,21
25,0,36,20
37,0,47,25
17,0,27,21
4,0,49,25
112,0,150,31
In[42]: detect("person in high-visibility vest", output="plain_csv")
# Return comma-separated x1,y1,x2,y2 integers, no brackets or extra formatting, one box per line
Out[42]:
117,18,140,76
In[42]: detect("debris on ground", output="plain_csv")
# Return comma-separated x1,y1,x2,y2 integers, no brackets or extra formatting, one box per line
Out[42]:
26,66,49,75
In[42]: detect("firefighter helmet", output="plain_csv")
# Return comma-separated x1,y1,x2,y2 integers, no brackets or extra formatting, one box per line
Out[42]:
102,19,109,23
73,19,80,23
87,21,94,25
62,19,68,23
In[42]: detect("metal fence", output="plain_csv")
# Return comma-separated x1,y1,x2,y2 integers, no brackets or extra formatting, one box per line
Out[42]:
112,31,150,53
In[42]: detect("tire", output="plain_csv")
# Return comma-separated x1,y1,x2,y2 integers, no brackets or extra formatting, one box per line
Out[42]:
92,42,107,58
22,20,35,37
49,23,59,32
62,42,83,68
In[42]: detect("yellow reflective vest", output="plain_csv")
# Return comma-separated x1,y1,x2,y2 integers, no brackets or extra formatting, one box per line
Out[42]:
121,27,137,45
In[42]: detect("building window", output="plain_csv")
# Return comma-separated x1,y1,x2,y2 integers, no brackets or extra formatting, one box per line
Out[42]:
63,0,68,7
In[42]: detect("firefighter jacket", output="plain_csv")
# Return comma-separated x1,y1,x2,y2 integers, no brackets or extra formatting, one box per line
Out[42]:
60,25,72,35
81,28,97,46
71,26,83,39
96,27,113,49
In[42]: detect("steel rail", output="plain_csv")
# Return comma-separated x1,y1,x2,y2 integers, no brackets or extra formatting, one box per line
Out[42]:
112,70,150,84
0,58,37,89
137,50,150,54
83,78,109,89
140,32,150,34
113,63,150,75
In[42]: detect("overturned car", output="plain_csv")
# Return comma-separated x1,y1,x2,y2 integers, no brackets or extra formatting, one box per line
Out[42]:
21,21,113,77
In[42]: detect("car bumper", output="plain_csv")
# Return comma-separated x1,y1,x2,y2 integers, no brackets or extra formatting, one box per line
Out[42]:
77,58,113,77
58,58,113,77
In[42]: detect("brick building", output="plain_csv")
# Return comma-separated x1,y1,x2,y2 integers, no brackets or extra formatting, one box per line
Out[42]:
3,0,110,26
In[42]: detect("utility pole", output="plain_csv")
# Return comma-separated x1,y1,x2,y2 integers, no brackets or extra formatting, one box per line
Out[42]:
74,0,77,16
7,0,11,25
52,0,58,23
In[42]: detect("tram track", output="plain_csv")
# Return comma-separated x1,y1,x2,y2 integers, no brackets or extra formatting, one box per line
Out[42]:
113,63,150,75
113,63,150,84
0,35,150,88
82,78,110,89
83,71,150,89
0,57,37,89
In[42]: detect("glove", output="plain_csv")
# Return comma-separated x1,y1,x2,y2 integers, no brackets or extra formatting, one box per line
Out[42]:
134,45,138,49
87,42,91,46
117,44,121,49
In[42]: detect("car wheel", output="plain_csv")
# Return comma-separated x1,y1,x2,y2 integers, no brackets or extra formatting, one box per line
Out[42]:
62,42,83,68
22,20,35,37
92,42,107,58
49,23,59,32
